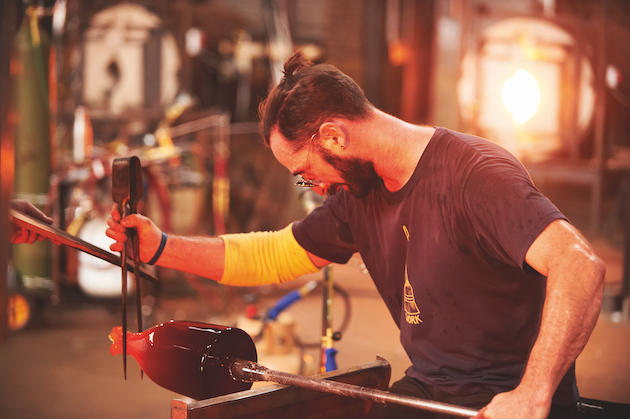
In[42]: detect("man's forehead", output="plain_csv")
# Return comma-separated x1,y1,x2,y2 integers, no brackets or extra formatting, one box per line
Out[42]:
269,128,301,174
269,127,289,152
270,127,308,153
269,126,283,142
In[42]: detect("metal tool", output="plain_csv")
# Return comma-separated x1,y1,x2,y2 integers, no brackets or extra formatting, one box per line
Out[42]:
298,190,339,373
112,156,144,379
8,208,157,284
230,357,479,418
320,265,337,372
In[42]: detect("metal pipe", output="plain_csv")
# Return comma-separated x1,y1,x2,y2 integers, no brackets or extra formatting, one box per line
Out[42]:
230,358,479,418
320,265,335,372
8,208,157,284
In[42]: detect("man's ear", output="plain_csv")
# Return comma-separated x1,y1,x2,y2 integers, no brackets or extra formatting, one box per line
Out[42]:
319,122,346,151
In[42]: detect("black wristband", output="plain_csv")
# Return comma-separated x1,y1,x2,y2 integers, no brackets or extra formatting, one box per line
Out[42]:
148,232,167,265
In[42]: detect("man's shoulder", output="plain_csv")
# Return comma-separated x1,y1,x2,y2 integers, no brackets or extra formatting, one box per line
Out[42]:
435,127,520,162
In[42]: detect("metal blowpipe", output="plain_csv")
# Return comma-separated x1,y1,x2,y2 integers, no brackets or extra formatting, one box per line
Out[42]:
8,208,157,283
230,358,479,418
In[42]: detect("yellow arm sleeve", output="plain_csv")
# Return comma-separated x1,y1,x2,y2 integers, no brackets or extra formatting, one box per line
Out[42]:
219,223,319,286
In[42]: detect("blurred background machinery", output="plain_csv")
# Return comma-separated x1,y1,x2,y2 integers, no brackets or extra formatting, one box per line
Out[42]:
1,0,630,333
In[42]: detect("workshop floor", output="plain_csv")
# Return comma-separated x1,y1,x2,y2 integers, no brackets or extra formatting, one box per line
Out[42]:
1,185,629,418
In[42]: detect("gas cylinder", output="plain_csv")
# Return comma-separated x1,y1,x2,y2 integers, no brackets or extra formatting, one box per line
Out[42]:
12,6,53,301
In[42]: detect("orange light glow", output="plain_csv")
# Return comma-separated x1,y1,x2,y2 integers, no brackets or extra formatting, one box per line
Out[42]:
501,69,541,125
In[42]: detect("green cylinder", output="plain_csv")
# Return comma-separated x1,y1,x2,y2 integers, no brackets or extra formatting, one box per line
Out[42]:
12,16,52,297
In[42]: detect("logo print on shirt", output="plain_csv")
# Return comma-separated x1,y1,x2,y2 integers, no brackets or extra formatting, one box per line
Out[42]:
403,225,422,324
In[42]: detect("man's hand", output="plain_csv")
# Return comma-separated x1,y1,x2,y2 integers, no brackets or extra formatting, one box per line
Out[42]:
9,199,53,244
472,387,550,419
106,203,163,263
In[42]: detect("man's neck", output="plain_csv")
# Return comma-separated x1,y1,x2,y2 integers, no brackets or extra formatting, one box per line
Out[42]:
360,112,434,192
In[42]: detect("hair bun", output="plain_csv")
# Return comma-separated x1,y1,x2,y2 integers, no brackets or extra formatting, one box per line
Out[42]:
282,51,313,81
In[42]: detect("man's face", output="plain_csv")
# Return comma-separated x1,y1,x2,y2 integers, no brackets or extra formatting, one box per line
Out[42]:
269,129,379,198
319,149,379,199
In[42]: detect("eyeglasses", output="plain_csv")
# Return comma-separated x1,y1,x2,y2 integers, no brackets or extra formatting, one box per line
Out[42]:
294,132,323,188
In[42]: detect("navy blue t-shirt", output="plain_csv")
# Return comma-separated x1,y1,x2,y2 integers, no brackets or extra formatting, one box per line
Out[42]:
292,128,577,404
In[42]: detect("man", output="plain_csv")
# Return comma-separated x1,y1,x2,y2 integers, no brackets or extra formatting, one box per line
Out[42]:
106,52,605,419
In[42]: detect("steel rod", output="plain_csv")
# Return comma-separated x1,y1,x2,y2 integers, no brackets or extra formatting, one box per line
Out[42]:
121,231,128,380
8,208,158,284
320,265,335,373
230,359,479,418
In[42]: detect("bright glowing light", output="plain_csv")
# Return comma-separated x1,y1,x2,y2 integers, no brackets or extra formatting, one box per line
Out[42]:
501,69,541,124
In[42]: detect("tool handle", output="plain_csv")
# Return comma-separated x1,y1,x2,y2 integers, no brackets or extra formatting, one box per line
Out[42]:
324,347,338,372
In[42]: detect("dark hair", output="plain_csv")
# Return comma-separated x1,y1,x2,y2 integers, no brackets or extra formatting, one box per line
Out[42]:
258,51,372,149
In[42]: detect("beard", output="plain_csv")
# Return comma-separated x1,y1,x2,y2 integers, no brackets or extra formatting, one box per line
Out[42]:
320,150,380,199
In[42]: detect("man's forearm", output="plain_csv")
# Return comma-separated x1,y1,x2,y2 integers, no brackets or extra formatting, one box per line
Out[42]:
475,220,607,419
153,234,226,281
518,254,605,407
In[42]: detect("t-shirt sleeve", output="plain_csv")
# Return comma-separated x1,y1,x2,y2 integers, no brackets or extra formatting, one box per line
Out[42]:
462,157,566,272
292,193,358,264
